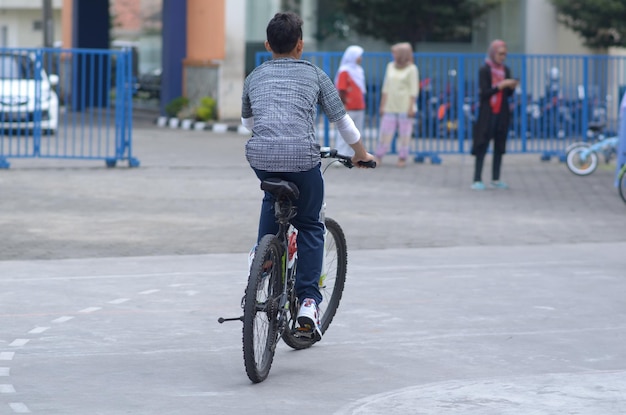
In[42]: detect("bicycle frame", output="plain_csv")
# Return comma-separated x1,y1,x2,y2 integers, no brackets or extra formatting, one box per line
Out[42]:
578,136,619,160
271,195,298,337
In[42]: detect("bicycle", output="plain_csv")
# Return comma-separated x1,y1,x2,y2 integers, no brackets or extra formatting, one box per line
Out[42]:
565,122,618,176
618,162,626,203
218,148,375,383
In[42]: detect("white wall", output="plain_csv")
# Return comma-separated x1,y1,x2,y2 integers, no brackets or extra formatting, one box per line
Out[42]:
219,0,247,120
246,0,281,43
0,9,62,47
0,0,61,8
525,0,593,55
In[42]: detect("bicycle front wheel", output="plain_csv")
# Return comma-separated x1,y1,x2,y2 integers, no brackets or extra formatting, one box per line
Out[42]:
318,217,348,333
566,144,598,176
619,166,626,204
281,217,347,350
242,234,283,383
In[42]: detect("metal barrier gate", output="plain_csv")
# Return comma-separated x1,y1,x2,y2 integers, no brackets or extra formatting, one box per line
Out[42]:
257,51,626,163
0,47,139,169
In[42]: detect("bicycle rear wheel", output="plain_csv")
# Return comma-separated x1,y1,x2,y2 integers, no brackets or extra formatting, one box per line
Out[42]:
619,166,626,204
242,234,283,383
282,217,347,350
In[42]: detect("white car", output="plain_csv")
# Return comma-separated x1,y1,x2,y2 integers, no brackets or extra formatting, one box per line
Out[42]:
0,52,59,135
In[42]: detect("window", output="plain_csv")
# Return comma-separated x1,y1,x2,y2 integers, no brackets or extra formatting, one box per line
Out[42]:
0,55,36,80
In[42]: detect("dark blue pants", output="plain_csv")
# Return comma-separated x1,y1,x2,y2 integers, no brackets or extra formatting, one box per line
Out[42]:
253,165,324,305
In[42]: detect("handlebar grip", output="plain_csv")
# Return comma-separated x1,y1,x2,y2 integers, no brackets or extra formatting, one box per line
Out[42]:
358,160,377,168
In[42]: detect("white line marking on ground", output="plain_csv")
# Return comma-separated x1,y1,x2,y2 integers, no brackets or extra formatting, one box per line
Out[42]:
0,271,237,283
9,402,30,413
139,289,160,295
108,298,130,304
0,260,574,284
0,368,10,376
572,270,602,275
28,327,50,334
445,274,479,279
184,290,199,296
9,339,29,347
0,384,15,393
351,260,584,272
172,391,237,397
79,307,102,313
512,273,543,277
52,316,74,323
0,353,15,361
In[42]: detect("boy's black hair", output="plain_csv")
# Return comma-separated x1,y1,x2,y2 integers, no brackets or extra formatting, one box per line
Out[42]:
266,12,303,54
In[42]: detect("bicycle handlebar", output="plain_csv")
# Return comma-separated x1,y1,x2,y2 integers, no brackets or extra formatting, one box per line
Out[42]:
320,147,377,169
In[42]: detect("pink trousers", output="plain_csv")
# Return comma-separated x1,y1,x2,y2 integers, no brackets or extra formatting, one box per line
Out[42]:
376,113,413,160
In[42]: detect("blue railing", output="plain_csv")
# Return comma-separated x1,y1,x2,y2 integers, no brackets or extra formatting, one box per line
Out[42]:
0,47,139,168
256,51,626,162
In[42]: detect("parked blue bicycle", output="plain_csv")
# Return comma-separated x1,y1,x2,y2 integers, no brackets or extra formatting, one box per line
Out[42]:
565,122,618,176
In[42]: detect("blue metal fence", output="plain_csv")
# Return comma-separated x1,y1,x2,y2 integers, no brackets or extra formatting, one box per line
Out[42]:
0,47,139,169
257,51,626,162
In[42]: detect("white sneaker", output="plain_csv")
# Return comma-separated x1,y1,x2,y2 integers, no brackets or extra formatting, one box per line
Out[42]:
297,298,322,341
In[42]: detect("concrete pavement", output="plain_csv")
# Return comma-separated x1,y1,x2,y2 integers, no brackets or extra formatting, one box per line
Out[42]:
0,123,625,414
1,122,625,260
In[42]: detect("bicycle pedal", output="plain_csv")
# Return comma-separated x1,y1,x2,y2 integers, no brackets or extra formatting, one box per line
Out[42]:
293,327,315,339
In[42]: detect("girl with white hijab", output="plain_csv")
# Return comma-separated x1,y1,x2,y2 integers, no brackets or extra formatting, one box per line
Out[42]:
334,45,366,157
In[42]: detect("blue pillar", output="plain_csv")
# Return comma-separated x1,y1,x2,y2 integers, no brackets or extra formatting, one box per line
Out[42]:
160,0,187,116
72,0,109,49
72,0,110,110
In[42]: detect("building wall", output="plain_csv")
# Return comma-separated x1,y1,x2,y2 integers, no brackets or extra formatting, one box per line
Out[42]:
0,0,61,7
524,0,593,55
0,8,62,47
111,0,142,38
45,0,617,121
219,0,246,120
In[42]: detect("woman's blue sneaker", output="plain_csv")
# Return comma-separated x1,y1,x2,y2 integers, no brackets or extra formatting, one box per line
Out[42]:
471,181,486,190
491,180,509,189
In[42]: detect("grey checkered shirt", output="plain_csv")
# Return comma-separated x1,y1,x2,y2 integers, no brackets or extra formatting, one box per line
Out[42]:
242,58,346,172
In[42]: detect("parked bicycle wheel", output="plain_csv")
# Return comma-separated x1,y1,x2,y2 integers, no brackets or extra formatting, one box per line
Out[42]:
619,165,626,204
242,234,283,383
566,143,599,176
282,217,347,350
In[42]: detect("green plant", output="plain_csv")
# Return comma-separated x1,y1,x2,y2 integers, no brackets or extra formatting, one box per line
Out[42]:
195,96,217,121
164,96,190,118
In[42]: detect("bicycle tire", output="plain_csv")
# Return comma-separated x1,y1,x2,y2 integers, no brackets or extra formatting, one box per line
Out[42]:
619,166,626,204
318,217,348,332
242,234,283,383
282,217,347,350
566,143,598,176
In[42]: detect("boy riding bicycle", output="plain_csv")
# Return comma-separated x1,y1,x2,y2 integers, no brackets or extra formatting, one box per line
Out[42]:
241,12,374,341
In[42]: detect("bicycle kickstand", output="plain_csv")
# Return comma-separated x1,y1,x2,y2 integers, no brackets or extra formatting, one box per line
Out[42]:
218,316,243,323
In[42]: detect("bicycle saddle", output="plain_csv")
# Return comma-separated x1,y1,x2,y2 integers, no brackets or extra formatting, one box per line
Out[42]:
260,178,300,201
588,121,605,132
